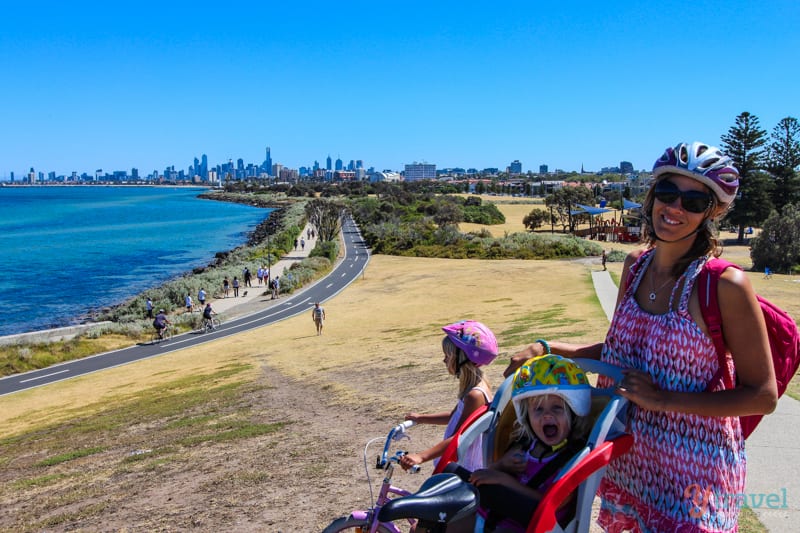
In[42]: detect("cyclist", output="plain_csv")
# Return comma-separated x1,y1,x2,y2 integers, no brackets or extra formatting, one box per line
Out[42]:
202,303,217,330
153,309,171,340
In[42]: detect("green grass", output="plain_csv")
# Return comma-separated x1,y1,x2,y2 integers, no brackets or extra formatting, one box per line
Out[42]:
35,447,106,467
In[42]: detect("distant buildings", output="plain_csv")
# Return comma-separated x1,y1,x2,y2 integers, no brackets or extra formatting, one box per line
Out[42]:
404,162,436,181
509,160,522,175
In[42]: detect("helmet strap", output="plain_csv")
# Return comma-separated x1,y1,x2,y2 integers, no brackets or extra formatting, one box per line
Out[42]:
454,350,468,378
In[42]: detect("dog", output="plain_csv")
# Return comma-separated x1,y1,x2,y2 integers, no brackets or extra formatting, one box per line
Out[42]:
242,290,248,297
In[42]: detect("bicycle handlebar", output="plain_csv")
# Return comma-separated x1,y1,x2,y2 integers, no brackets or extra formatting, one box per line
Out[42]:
379,421,417,470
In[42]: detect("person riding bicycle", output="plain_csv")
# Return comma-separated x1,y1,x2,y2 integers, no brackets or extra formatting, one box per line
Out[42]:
153,309,171,339
400,320,498,472
202,303,216,329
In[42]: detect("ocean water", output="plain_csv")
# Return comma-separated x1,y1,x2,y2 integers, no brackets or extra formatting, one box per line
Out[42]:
0,186,271,336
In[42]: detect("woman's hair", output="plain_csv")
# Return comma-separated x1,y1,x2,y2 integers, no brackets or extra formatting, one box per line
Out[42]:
511,394,592,445
443,337,488,398
640,175,729,278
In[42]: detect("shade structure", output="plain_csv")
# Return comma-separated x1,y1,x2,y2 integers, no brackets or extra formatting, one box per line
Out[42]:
572,203,613,216
623,198,642,210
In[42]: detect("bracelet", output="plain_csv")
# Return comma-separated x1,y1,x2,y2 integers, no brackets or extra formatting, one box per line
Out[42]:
535,339,551,355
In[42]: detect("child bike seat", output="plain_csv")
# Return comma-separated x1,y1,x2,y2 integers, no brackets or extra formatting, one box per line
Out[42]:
377,473,478,524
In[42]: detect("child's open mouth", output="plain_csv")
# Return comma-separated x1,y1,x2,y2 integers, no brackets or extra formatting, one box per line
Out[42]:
543,424,559,439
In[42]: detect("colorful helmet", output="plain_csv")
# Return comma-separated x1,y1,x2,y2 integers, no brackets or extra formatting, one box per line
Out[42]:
652,141,739,205
512,355,591,418
441,320,498,367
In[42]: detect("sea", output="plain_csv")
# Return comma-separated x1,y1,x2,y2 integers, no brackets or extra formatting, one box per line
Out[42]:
0,186,271,337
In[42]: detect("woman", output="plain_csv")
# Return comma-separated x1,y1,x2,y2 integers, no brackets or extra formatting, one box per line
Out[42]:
505,142,777,532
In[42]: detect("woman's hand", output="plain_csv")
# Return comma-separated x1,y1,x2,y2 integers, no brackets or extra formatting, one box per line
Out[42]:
617,369,667,411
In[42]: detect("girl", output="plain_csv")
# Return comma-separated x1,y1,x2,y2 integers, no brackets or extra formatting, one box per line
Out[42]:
400,320,498,472
449,354,592,533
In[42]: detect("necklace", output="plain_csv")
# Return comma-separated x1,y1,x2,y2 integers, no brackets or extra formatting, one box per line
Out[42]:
648,270,675,302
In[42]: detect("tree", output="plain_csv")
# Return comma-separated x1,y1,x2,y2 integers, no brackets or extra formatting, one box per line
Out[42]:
545,186,595,232
750,204,800,272
523,208,550,231
720,112,771,243
305,198,345,242
767,117,800,212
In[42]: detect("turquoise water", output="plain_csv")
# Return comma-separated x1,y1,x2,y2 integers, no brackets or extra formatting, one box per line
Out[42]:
0,186,270,336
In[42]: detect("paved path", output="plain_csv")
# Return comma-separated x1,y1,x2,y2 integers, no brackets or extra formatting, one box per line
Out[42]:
591,269,799,532
0,220,370,396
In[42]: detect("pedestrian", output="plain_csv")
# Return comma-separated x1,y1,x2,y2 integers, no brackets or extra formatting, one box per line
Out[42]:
232,276,240,297
243,267,252,287
223,277,230,298
601,249,608,271
257,267,264,286
504,141,777,532
300,238,305,251
307,228,311,239
311,302,326,335
271,276,280,299
198,287,206,307
185,292,193,313
145,297,154,319
294,238,299,250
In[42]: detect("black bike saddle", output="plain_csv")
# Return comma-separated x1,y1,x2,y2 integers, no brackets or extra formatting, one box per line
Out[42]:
377,473,479,524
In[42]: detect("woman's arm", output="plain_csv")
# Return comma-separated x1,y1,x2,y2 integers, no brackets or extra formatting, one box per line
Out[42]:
618,268,778,417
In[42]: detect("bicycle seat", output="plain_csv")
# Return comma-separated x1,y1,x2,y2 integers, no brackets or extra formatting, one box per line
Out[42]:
377,473,478,524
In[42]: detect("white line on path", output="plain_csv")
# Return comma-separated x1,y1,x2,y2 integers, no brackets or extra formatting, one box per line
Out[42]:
20,369,70,383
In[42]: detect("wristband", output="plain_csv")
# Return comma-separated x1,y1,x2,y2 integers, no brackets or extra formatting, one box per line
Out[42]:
535,339,551,355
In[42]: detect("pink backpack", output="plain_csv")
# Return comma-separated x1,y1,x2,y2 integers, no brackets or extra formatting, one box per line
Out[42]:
698,258,800,438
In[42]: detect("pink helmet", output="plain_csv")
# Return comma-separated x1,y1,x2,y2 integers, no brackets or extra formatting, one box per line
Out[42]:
442,320,499,367
652,141,739,205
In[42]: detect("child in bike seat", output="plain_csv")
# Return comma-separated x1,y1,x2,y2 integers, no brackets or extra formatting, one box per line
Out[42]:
445,354,592,533
400,320,498,473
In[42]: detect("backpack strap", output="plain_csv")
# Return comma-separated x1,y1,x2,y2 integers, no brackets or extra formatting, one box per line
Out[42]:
698,258,741,390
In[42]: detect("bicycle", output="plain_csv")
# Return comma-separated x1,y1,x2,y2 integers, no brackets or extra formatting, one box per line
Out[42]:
201,316,220,333
150,324,174,344
323,421,422,533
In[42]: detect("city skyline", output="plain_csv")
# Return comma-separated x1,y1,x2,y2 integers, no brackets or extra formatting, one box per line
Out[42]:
1,2,797,177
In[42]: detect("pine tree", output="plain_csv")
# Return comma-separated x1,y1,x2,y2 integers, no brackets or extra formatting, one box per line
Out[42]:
720,112,772,243
767,117,800,212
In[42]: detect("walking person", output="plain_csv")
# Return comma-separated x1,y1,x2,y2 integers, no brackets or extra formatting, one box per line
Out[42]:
311,302,326,335
198,287,206,307
300,238,305,251
504,142,777,532
223,277,230,298
145,297,154,319
232,276,240,297
243,267,252,287
601,249,608,271
185,292,193,313
271,276,280,299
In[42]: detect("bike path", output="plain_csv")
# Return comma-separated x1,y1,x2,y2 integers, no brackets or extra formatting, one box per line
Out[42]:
0,217,369,396
591,269,799,532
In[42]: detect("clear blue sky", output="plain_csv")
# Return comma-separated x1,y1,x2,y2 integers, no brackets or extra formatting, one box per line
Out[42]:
2,1,798,178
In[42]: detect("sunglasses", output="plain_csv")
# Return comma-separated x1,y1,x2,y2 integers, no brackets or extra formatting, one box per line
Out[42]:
653,180,712,213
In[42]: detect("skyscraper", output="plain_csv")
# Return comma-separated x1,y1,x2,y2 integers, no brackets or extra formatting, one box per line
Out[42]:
335,157,343,171
263,147,273,176
326,155,332,171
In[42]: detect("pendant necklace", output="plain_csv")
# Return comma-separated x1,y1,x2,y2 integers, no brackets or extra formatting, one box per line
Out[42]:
649,270,674,302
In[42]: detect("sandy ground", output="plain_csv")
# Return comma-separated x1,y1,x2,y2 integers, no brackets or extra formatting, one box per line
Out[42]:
1,205,797,532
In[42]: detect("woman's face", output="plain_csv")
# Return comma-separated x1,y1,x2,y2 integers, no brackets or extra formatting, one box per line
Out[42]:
651,174,712,242
527,395,572,446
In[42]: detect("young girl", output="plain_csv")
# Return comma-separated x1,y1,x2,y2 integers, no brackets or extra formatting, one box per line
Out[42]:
400,320,498,472
449,354,592,533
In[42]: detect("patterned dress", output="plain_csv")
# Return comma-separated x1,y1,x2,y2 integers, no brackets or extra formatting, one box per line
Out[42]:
597,249,745,533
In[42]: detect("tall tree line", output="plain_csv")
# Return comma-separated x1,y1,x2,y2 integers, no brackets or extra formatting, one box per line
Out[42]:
721,112,800,243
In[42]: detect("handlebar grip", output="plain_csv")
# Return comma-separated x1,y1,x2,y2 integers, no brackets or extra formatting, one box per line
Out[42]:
410,464,421,474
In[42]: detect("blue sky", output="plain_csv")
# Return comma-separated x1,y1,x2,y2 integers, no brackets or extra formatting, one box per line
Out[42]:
1,1,798,178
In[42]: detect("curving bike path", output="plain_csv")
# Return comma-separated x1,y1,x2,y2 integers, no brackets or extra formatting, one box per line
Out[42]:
591,269,799,532
0,216,369,396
